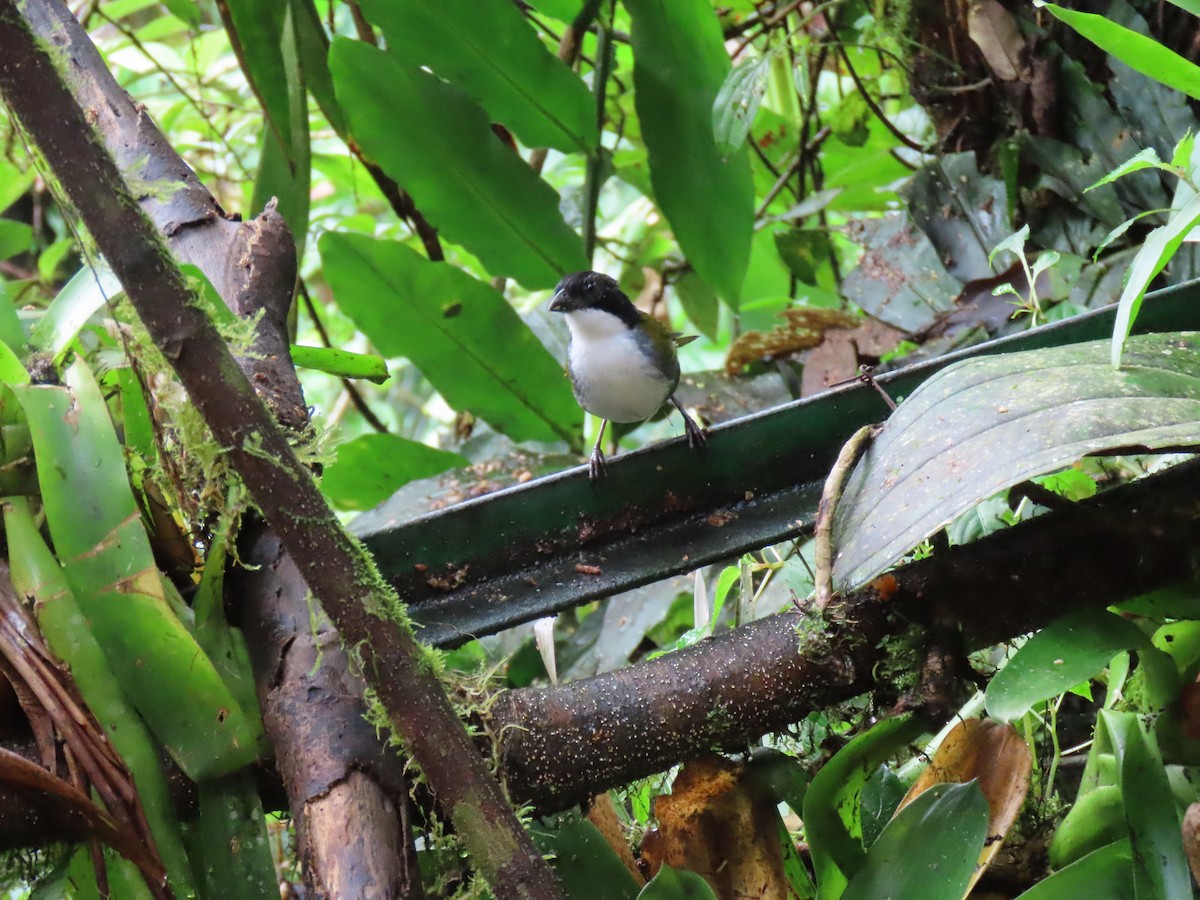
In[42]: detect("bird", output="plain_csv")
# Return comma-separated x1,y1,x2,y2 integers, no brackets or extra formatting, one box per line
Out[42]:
548,271,706,479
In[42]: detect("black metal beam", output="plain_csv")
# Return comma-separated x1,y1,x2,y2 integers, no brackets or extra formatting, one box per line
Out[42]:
357,280,1200,646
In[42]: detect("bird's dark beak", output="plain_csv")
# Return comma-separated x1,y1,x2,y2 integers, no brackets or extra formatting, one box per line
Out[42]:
548,290,567,312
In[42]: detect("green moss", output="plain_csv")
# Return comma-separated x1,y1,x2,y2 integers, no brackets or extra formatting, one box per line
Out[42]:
873,625,926,695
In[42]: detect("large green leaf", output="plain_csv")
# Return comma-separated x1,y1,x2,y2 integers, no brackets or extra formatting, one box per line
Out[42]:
219,0,297,167
328,39,587,288
4,497,196,896
841,782,988,900
1017,840,1133,900
1101,711,1191,898
322,433,467,511
251,0,311,258
320,232,580,445
1041,3,1200,101
803,713,927,897
986,609,1166,722
357,0,596,154
626,0,754,304
832,333,1200,591
13,360,260,780
531,815,643,900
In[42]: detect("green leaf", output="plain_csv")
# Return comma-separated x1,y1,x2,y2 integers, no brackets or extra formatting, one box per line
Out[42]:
196,773,277,900
774,229,831,284
251,1,310,259
859,765,906,848
220,0,296,165
638,865,718,899
4,497,197,896
321,433,467,510
674,273,719,341
1084,147,1170,192
320,232,581,445
1039,3,1200,101
28,263,121,363
1018,840,1133,900
534,816,643,899
842,782,988,900
1110,194,1200,365
0,282,27,354
626,0,754,304
160,0,199,26
0,220,32,261
985,609,1147,722
1048,786,1127,868
0,156,35,214
291,0,347,135
37,238,75,283
357,0,597,155
329,39,587,289
712,55,771,158
290,345,389,383
13,361,261,780
803,713,927,896
832,333,1200,591
1102,711,1191,899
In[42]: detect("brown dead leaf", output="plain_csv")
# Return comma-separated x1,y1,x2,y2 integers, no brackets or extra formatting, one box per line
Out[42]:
725,307,859,376
1183,802,1200,888
641,756,791,900
898,719,1031,895
967,0,1024,81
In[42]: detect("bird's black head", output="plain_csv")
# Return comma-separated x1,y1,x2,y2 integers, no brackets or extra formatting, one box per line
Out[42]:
548,271,641,327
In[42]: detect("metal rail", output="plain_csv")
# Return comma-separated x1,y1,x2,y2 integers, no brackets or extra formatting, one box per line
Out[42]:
357,281,1200,646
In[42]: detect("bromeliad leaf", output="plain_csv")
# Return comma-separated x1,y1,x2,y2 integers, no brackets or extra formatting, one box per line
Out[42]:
832,332,1200,592
626,0,754,305
320,232,581,446
841,782,988,900
13,359,261,781
357,0,597,155
329,39,587,289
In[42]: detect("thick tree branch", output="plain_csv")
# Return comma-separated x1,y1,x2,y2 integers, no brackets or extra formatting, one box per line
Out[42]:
0,3,560,896
494,456,1200,810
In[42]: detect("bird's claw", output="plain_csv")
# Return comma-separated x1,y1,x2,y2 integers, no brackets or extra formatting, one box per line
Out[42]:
683,412,707,449
588,447,608,480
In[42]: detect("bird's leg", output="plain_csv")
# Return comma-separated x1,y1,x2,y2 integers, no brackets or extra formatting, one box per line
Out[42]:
589,419,609,480
671,396,707,448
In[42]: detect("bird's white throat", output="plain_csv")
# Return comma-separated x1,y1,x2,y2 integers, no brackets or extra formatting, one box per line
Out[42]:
561,308,673,423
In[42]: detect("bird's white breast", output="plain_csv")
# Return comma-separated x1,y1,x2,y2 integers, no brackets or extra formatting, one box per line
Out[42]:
563,309,673,423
